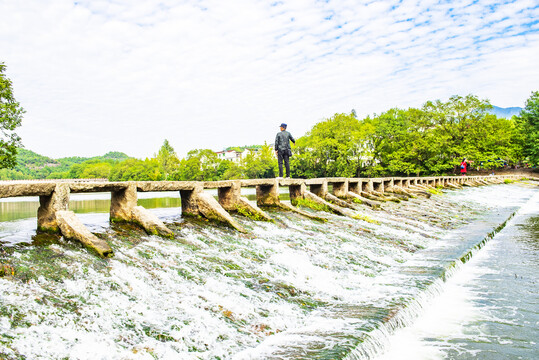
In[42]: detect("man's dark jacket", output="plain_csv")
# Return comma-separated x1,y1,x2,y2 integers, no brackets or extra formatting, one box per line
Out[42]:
275,130,295,152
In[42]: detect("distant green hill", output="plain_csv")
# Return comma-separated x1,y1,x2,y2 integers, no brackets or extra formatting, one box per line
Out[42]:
15,148,58,169
0,149,131,180
101,151,130,160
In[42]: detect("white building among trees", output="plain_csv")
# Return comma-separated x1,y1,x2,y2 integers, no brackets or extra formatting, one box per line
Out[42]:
215,147,262,163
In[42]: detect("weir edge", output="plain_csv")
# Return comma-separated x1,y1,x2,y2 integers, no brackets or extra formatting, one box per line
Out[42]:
344,206,521,360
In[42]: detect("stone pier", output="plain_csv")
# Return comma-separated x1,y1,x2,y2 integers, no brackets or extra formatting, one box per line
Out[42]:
56,211,113,257
36,183,113,257
37,183,70,233
182,182,246,232
218,180,272,222
332,179,348,198
289,182,306,205
110,184,137,223
255,179,280,206
111,184,174,238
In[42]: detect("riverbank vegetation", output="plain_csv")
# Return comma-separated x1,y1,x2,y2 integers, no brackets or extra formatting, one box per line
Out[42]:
1,92,537,181
292,94,529,177
0,63,24,169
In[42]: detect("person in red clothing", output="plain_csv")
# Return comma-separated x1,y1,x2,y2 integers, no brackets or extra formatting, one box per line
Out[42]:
460,158,468,176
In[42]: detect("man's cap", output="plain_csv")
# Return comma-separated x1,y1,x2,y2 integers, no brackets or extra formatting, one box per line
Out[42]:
280,123,287,128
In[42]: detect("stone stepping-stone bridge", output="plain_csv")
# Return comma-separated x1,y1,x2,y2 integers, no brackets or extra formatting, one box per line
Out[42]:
0,175,521,257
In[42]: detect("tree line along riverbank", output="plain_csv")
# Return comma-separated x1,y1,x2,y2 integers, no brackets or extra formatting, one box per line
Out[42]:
1,92,538,182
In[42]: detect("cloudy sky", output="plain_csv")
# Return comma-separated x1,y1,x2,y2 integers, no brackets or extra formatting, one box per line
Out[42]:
1,0,538,159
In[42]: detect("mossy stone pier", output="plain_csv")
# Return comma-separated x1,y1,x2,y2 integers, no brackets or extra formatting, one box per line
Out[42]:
216,180,273,222
0,174,528,257
37,183,70,233
36,182,113,257
255,178,280,206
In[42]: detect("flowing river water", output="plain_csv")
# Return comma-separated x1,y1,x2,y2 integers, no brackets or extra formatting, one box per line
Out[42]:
0,182,537,359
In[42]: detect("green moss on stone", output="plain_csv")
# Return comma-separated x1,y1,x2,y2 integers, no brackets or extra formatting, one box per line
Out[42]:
351,214,380,225
37,225,60,234
427,188,443,195
235,205,273,222
295,198,332,212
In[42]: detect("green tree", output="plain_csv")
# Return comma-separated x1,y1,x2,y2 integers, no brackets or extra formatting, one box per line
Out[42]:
241,144,277,179
516,91,539,165
216,160,232,179
68,163,85,179
369,94,520,175
0,63,24,168
156,139,179,180
46,171,69,179
80,162,112,179
221,162,244,179
424,94,492,171
423,94,521,171
291,112,374,178
109,158,162,181
172,149,222,181
370,108,426,176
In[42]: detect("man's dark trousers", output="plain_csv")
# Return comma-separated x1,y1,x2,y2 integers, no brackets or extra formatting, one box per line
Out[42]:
277,150,290,177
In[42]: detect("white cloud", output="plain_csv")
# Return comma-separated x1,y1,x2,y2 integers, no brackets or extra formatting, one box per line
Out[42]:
1,0,538,158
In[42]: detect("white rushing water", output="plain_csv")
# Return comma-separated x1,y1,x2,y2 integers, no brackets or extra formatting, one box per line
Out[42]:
373,188,539,360
0,182,537,359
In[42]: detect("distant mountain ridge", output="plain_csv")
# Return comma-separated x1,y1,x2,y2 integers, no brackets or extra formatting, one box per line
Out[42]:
0,149,131,180
489,105,522,118
16,149,130,167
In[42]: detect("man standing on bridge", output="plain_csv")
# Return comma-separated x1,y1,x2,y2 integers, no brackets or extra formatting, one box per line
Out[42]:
275,123,295,178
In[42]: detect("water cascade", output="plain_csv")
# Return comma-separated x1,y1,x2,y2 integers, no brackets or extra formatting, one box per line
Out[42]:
0,177,537,359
